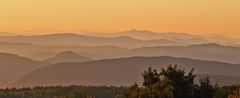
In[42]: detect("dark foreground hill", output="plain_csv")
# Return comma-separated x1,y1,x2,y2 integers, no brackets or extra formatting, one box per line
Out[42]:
12,56,240,87
0,53,48,87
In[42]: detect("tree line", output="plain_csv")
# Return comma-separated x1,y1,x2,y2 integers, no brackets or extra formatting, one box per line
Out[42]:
0,86,127,98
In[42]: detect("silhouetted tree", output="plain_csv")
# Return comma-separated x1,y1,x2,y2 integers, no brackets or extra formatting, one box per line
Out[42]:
141,78,174,98
160,65,196,98
195,77,216,98
125,65,197,98
143,67,160,87
124,65,229,98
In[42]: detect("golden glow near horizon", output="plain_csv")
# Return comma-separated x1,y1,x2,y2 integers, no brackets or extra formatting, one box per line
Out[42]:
0,0,240,37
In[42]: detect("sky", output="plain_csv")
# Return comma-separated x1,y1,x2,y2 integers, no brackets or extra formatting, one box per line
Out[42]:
0,0,240,37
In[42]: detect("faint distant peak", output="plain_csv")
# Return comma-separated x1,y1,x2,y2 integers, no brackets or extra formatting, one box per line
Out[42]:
122,29,155,34
120,29,198,38
129,29,151,32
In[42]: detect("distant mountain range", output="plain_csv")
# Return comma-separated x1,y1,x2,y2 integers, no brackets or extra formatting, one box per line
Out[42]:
1,40,240,63
0,33,184,48
85,29,238,45
0,30,223,48
11,56,240,87
0,30,238,62
0,41,129,60
1,30,239,46
85,29,201,40
1,30,240,88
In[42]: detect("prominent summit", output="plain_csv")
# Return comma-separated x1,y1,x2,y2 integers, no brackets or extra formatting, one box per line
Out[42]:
44,51,92,64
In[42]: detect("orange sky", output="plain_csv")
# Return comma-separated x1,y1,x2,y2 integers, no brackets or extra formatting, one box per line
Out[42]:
0,0,240,37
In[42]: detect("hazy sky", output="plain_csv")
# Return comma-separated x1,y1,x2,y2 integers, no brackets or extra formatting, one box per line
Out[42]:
0,0,239,37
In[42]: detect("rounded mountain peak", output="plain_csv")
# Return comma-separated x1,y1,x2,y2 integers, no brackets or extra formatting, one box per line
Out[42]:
45,51,92,64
